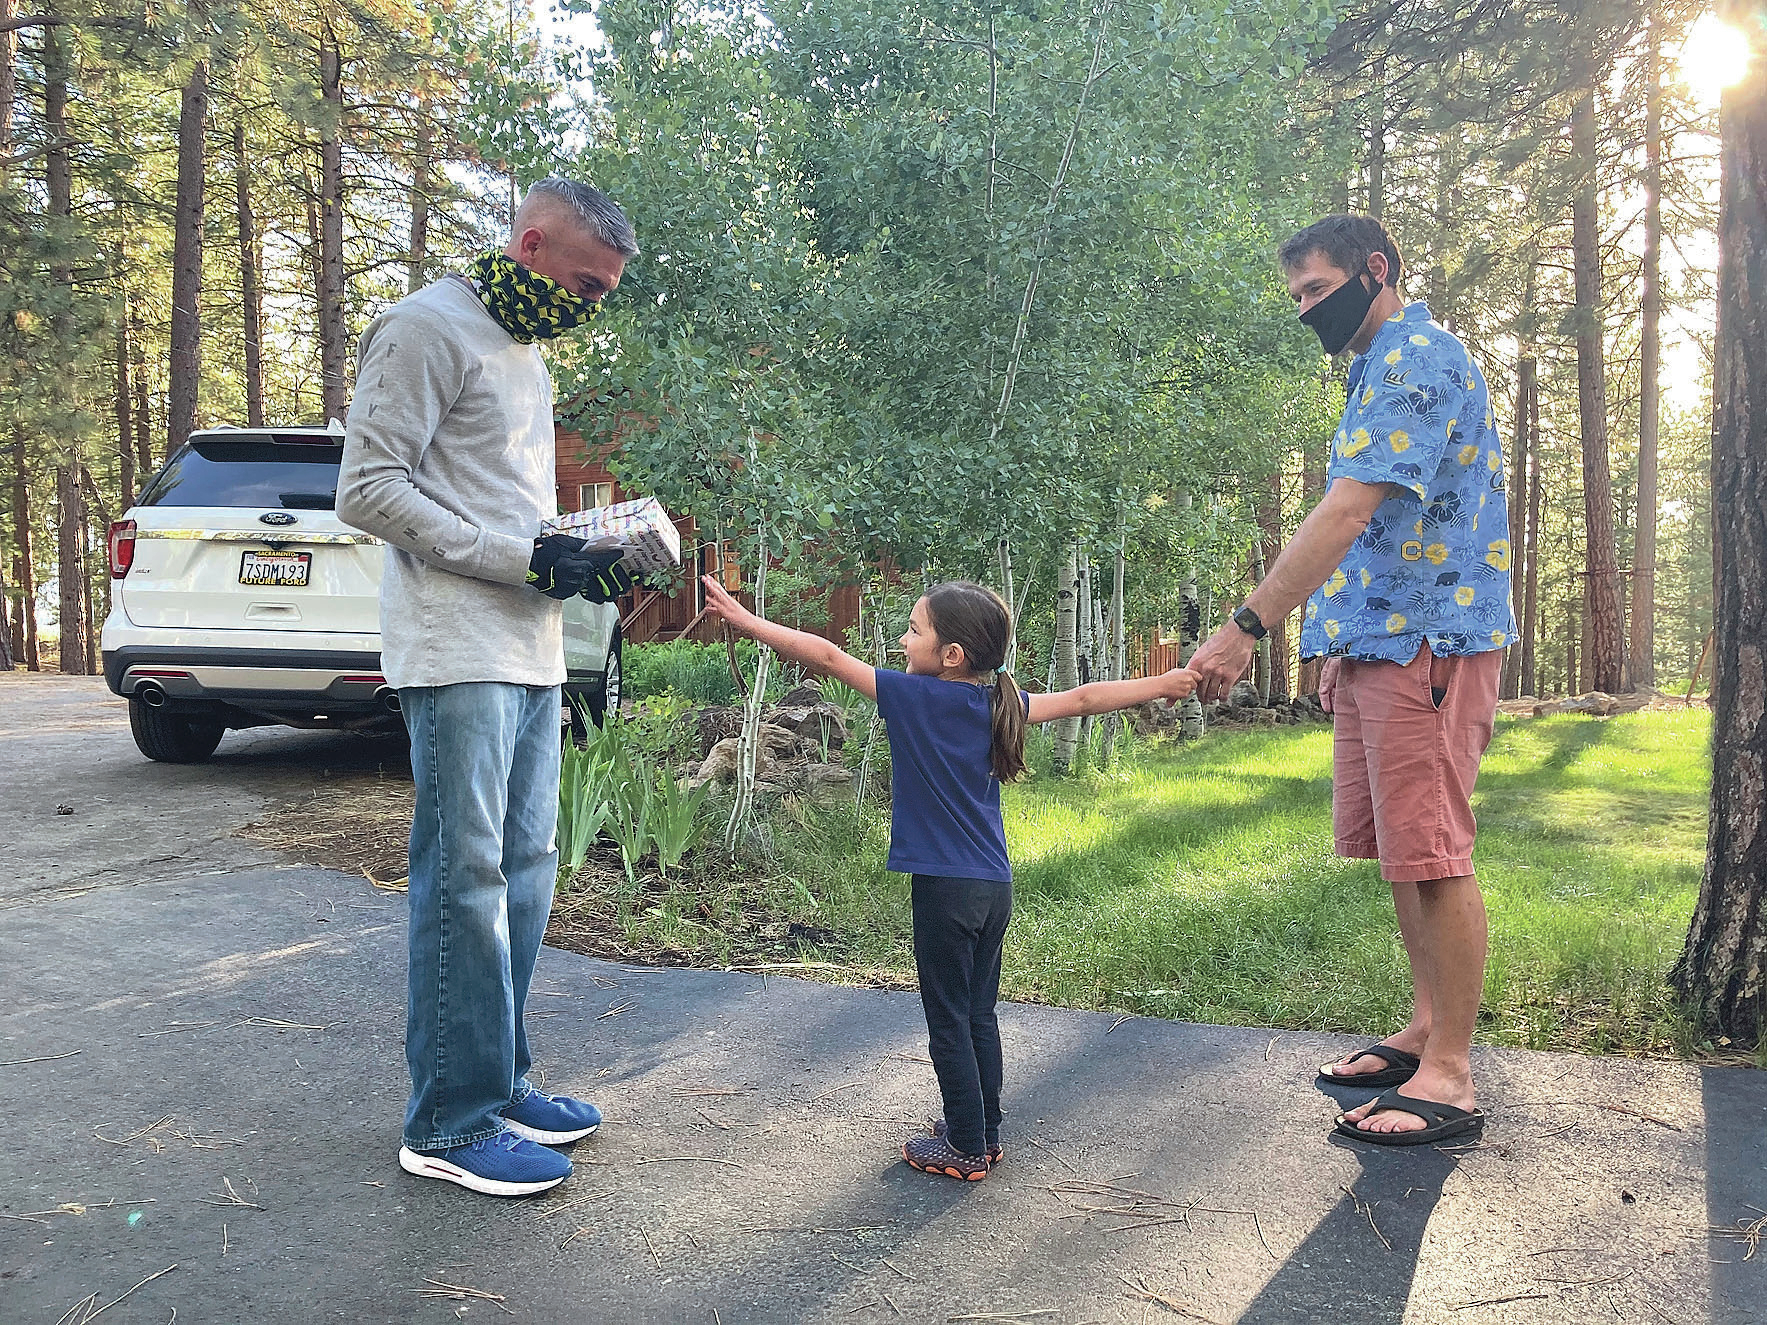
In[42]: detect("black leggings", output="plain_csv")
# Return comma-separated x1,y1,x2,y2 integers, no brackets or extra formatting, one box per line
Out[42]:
910,873,1013,1158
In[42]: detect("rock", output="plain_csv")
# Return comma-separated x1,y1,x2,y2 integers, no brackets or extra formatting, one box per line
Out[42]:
1252,708,1279,728
777,682,824,709
691,722,802,786
763,702,849,754
1228,680,1261,708
693,705,744,758
1532,692,1621,718
803,762,855,804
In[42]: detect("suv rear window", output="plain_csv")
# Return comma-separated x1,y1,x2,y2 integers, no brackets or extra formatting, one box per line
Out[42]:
137,435,343,510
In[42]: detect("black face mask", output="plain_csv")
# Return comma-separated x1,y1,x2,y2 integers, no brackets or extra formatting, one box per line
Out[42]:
1300,268,1378,356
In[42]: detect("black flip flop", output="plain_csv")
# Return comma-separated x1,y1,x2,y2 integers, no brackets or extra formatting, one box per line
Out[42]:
1333,1089,1486,1146
1317,1043,1420,1089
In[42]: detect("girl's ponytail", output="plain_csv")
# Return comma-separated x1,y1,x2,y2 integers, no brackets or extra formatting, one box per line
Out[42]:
924,580,1026,781
990,670,1028,783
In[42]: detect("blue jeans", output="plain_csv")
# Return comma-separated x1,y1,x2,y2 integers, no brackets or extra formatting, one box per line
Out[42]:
400,682,562,1150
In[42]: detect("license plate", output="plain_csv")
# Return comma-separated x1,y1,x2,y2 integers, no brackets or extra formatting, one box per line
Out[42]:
239,550,311,587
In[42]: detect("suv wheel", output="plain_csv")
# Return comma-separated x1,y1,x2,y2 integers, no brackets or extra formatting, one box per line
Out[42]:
566,629,622,746
129,698,226,763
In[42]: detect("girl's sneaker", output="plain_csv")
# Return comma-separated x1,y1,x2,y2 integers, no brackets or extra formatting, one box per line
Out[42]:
903,1132,991,1181
932,1118,1003,1165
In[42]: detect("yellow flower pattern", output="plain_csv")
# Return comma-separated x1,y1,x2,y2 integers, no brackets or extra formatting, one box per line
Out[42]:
1301,301,1518,663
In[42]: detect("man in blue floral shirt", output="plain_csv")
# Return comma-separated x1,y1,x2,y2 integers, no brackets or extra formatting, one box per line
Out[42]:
1190,215,1514,1149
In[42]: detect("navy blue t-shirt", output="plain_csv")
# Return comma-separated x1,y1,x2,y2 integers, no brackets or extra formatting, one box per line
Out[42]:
874,668,1020,883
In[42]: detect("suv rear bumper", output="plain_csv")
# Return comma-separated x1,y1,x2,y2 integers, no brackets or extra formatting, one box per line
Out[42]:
103,645,396,724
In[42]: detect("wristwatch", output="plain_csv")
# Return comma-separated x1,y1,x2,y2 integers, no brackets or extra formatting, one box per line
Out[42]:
1232,605,1268,640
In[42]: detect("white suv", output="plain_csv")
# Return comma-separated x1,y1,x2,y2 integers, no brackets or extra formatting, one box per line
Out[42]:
101,424,622,762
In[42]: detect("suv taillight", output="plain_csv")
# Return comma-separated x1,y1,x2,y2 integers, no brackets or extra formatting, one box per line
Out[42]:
108,520,136,579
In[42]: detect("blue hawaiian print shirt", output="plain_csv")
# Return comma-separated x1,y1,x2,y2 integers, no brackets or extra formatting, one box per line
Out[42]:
1299,302,1519,663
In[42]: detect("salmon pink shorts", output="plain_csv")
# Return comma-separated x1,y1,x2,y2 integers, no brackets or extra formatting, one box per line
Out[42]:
1330,642,1504,883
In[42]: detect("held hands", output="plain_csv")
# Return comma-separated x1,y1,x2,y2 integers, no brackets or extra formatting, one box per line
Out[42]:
1187,618,1258,706
1159,667,1201,704
527,534,635,602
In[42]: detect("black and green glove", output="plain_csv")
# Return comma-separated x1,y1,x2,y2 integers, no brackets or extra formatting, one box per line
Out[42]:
527,535,633,602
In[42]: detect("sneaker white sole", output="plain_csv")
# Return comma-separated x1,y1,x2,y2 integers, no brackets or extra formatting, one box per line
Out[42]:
397,1146,569,1196
500,1117,600,1145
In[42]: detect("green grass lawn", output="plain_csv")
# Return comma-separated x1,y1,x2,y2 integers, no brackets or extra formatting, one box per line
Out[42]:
564,708,1727,1062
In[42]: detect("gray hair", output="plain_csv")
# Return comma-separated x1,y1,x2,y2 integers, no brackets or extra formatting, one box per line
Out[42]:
523,176,640,259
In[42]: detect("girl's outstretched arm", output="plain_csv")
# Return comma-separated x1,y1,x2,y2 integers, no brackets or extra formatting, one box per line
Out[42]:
1026,667,1198,724
700,575,878,701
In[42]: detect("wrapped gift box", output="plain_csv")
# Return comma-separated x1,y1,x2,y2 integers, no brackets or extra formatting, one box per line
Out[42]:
544,496,682,575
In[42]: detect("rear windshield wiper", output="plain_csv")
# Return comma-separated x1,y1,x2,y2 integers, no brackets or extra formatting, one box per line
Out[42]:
277,491,336,510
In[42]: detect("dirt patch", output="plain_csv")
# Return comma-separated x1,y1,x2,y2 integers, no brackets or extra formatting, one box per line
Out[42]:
1497,688,1708,718
238,775,414,884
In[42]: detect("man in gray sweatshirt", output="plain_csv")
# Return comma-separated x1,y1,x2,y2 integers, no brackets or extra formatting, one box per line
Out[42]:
338,177,638,1197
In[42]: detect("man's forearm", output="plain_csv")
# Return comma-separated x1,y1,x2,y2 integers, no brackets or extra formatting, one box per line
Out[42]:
1243,479,1387,623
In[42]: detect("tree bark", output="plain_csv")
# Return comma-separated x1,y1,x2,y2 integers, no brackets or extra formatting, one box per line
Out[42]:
168,51,208,455
0,553,13,671
234,117,264,427
1503,261,1537,700
131,301,153,477
408,105,431,294
1366,57,1385,217
1570,90,1626,694
1670,7,1767,1046
1519,374,1543,697
116,302,134,506
1628,17,1664,691
44,23,86,674
0,0,17,161
317,28,348,423
10,432,38,670
54,462,86,673
1051,543,1081,772
1257,469,1289,701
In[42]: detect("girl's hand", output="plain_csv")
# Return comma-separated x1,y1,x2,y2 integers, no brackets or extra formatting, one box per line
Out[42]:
1161,667,1200,702
700,574,756,633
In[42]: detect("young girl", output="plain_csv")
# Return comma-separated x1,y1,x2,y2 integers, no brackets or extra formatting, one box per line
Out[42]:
701,575,1198,1180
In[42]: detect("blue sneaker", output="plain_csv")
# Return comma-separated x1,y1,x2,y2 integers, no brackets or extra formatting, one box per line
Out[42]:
501,1090,602,1145
398,1130,571,1196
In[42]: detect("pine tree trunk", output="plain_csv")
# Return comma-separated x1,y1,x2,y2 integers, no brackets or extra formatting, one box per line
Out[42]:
0,553,12,671
55,462,87,674
0,0,17,161
169,54,208,455
1670,19,1767,1046
234,117,264,428
1571,90,1626,694
1503,262,1537,699
116,306,134,506
318,32,348,423
131,302,154,477
408,108,431,294
1366,57,1385,217
1051,543,1081,772
1629,18,1664,692
1519,375,1543,696
10,432,38,670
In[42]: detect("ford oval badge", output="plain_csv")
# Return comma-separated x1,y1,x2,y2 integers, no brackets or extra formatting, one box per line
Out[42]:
260,512,298,526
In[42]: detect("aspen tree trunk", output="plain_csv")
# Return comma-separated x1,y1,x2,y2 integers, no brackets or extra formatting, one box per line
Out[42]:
1076,554,1095,750
234,118,264,427
853,584,888,806
724,532,772,854
318,30,348,423
408,107,431,294
1571,90,1626,694
1628,16,1664,691
1101,527,1126,764
1177,491,1204,737
1670,13,1767,1044
1051,544,1082,772
997,538,1017,673
169,50,208,455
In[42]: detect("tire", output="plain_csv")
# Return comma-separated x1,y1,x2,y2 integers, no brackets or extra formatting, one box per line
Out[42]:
129,698,226,763
567,629,622,746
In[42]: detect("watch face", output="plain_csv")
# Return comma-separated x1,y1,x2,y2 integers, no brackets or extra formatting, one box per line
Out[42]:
1234,607,1266,639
